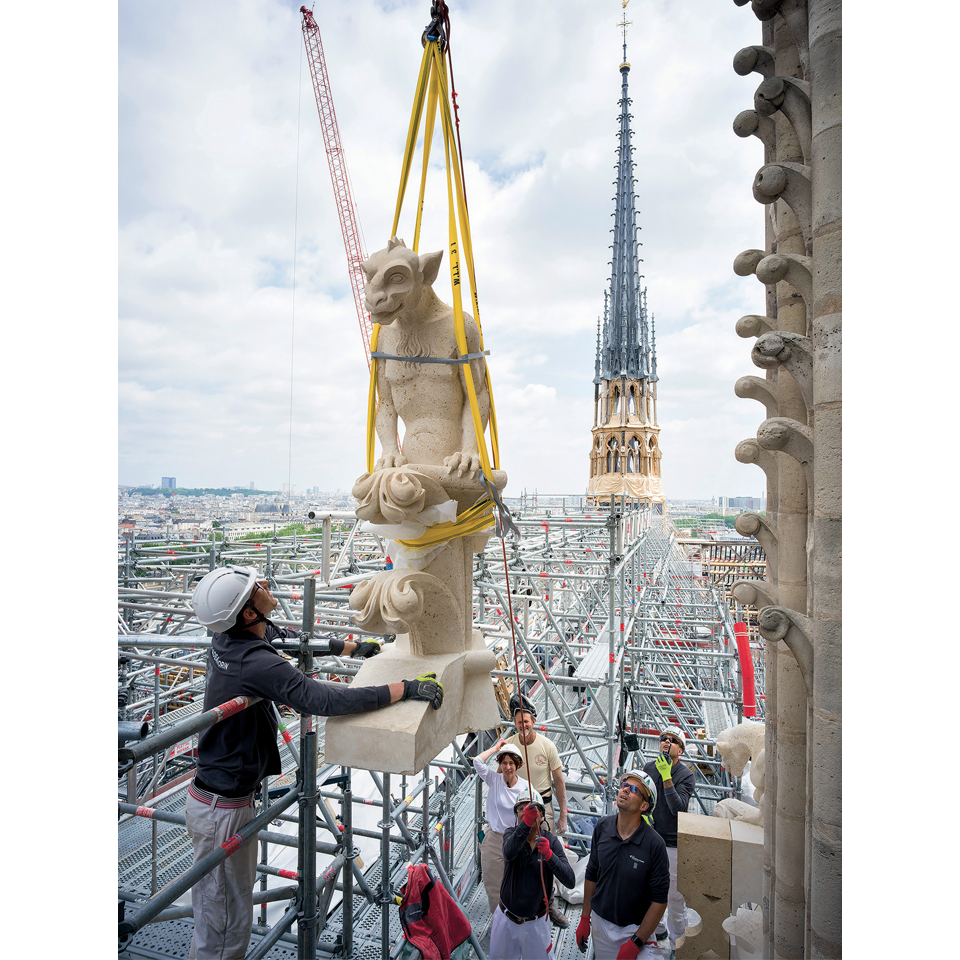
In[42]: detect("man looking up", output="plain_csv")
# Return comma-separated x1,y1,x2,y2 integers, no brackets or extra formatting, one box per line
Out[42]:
576,770,669,959
503,693,569,928
187,565,444,960
643,726,696,956
491,790,575,960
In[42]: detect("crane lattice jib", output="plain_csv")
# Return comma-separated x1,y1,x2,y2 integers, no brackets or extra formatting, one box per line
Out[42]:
301,7,373,368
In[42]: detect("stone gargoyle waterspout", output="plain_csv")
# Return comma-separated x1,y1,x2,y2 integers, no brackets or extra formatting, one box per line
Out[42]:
323,238,506,774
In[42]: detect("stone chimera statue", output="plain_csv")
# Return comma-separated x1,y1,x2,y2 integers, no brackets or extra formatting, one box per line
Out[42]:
363,236,490,476
323,237,505,775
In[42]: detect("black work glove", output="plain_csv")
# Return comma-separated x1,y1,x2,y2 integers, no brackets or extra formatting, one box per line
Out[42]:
351,640,382,659
402,672,444,710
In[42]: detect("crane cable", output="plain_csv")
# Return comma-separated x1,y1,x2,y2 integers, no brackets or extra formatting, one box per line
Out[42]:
500,534,551,916
287,31,305,496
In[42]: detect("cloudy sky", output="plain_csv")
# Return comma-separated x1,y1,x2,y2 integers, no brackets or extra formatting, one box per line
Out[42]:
117,0,774,499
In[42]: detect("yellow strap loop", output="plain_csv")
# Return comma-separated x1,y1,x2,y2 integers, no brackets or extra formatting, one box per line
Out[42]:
395,497,494,550
391,43,433,240
413,57,440,254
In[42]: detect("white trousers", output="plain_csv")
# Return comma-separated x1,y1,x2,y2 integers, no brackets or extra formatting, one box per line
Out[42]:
184,792,259,960
489,905,553,959
592,912,660,960
665,845,686,947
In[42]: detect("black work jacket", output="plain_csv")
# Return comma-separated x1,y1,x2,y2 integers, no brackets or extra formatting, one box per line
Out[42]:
499,821,575,919
195,624,390,795
642,759,696,847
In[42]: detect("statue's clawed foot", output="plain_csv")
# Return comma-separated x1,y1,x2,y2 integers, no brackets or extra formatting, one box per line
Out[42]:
442,451,481,478
375,453,409,471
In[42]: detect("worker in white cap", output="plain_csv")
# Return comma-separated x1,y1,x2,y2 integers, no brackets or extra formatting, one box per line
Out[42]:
490,790,575,959
504,692,570,928
473,737,527,912
576,769,669,959
186,565,444,960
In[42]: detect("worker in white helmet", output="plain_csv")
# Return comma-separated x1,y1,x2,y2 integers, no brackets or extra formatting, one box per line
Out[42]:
576,769,669,959
186,565,444,960
504,692,570,928
490,790,575,959
643,725,696,957
473,737,527,912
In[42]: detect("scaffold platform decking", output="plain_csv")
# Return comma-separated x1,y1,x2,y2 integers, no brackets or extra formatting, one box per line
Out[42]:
118,500,763,957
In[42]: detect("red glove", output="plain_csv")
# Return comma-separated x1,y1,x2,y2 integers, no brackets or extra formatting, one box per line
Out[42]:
535,836,552,860
521,802,540,827
575,914,591,953
616,936,642,959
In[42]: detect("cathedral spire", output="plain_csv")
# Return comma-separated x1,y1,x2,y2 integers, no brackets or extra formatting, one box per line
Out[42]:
596,0,650,384
587,0,663,510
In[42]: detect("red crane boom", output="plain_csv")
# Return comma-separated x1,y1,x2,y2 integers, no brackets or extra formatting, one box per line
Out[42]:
300,6,373,368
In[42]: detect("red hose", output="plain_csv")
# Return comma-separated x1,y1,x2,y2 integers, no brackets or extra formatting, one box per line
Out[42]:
733,622,757,717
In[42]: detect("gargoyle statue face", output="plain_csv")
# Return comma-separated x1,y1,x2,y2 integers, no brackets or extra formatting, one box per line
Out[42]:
360,237,443,326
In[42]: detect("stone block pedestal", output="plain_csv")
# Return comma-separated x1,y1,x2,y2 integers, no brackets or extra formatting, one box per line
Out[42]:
324,631,499,775
676,813,765,959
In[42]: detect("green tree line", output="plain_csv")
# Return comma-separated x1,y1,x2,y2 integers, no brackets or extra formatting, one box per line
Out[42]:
126,487,279,498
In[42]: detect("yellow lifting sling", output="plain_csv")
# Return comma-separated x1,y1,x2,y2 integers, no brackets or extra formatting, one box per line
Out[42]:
365,28,505,549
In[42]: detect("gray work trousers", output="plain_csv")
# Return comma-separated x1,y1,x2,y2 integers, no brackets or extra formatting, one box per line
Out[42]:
185,791,258,960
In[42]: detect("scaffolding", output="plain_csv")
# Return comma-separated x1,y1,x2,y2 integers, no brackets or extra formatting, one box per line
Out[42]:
118,499,763,958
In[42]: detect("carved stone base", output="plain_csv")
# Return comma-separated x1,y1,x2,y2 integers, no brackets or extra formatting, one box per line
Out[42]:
323,629,500,775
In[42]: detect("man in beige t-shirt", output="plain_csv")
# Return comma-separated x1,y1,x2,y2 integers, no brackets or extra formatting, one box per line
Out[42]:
504,695,570,928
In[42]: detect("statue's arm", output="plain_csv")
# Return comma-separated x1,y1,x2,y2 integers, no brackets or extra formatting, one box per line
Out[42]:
374,360,405,468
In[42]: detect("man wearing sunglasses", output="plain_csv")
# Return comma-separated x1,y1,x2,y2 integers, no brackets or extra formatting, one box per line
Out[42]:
576,770,668,958
642,726,696,957
186,565,444,960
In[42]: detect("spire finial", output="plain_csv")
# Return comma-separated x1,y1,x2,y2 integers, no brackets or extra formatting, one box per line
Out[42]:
619,0,631,66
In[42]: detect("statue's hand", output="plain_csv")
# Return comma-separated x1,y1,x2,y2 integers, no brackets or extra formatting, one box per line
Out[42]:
442,451,481,478
375,453,409,470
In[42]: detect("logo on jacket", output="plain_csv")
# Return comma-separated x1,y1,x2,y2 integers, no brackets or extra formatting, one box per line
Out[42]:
212,649,228,671
628,853,645,869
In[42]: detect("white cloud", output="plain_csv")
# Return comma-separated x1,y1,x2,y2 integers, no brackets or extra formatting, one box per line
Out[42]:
119,0,770,498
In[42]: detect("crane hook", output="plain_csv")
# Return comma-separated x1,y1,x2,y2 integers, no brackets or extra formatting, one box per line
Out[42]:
421,1,448,51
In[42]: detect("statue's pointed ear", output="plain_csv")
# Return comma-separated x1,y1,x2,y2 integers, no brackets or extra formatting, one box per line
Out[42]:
360,257,374,279
420,250,444,286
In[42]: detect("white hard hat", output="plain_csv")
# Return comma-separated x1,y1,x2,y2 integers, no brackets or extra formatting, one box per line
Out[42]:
660,725,687,753
622,769,658,813
514,789,546,816
495,744,524,768
192,566,259,632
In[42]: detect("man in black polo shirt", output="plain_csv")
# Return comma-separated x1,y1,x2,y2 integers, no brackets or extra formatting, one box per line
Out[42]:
187,565,444,960
575,770,669,959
